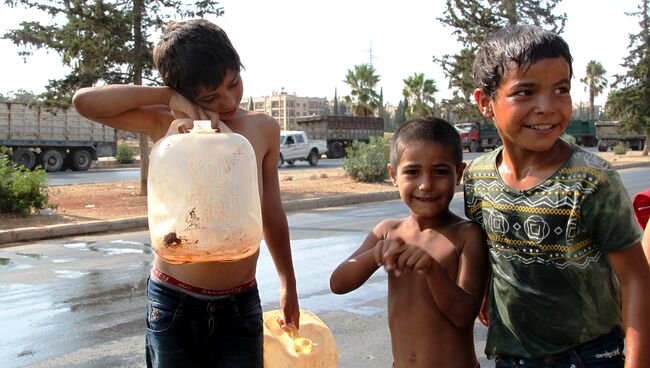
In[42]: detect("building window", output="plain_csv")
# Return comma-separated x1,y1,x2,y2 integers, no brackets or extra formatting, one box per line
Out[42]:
271,101,280,108
271,110,279,117
254,102,264,110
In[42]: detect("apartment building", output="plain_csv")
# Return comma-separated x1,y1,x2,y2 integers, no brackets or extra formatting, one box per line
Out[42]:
239,91,328,130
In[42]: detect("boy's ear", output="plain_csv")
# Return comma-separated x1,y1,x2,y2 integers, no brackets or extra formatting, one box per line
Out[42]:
387,163,398,187
456,162,467,186
474,88,494,118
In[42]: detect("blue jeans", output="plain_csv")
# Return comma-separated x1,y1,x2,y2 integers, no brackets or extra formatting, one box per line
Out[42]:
495,328,625,368
145,277,264,368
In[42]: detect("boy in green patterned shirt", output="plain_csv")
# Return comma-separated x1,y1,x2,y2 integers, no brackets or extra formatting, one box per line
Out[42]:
464,24,650,367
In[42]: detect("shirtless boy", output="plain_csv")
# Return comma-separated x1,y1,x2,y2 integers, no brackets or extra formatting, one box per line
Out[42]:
73,19,299,367
330,117,488,367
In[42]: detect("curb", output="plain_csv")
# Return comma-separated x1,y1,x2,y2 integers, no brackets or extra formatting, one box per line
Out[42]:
2,162,648,246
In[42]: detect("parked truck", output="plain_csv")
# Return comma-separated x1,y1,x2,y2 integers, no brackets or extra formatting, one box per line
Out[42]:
596,121,646,151
295,115,384,158
0,102,117,172
455,121,501,152
279,130,328,167
563,119,597,146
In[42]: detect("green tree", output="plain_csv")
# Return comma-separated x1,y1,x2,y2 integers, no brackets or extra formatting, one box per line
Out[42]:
402,73,438,118
580,60,608,119
606,0,650,155
333,87,340,116
4,0,225,194
343,63,380,117
392,98,408,129
435,0,566,113
247,96,254,111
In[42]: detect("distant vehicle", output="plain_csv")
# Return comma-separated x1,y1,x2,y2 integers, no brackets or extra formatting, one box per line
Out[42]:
455,121,501,152
279,130,328,167
596,121,646,151
296,115,384,158
563,119,597,146
0,102,117,172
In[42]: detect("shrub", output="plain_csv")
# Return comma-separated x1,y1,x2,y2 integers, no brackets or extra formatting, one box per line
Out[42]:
342,136,390,183
613,142,627,155
0,153,49,217
116,142,135,164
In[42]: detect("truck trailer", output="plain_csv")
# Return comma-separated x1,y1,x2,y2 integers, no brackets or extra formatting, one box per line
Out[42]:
0,102,117,172
596,121,646,152
296,115,384,158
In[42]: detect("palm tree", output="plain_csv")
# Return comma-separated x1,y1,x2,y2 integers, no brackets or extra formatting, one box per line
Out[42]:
402,73,438,118
343,64,380,117
580,61,608,119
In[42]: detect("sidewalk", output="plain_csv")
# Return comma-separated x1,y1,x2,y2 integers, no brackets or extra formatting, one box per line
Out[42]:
2,160,649,246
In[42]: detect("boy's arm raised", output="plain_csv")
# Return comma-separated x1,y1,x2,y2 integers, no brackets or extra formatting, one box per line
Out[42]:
607,242,650,367
329,221,387,294
259,120,300,329
73,85,217,142
423,222,489,328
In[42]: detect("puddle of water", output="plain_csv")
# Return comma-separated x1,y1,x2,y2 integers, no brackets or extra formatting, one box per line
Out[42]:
53,270,89,279
0,257,12,266
63,242,89,251
110,240,144,245
99,248,144,256
51,258,76,263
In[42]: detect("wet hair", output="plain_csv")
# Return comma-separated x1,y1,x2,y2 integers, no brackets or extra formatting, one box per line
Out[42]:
390,117,463,169
153,19,243,100
473,24,573,98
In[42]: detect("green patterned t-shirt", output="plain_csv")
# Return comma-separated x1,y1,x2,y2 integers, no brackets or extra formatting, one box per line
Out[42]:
463,144,642,359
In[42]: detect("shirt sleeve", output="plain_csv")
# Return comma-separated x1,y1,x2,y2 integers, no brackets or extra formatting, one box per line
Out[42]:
463,162,479,223
581,169,643,252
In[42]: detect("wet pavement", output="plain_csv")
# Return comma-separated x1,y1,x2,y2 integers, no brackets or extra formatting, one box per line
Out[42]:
0,194,493,367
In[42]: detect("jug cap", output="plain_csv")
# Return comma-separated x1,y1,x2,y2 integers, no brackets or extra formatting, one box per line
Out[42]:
191,120,216,134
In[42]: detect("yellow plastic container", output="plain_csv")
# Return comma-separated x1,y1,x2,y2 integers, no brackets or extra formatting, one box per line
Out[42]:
148,119,262,264
263,309,338,368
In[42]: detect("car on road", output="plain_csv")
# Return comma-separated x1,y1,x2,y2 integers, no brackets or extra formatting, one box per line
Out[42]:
279,131,328,167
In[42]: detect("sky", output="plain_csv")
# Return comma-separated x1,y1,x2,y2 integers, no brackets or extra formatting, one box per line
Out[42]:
0,0,642,107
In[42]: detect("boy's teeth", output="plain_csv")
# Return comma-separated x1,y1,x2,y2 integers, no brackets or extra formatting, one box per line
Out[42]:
530,124,552,130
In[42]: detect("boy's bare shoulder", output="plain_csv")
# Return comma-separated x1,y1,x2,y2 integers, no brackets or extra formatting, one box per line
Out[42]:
452,217,486,247
239,110,278,127
375,218,408,236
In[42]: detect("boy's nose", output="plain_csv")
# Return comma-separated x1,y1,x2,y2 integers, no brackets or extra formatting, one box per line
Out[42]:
534,95,558,114
419,175,434,191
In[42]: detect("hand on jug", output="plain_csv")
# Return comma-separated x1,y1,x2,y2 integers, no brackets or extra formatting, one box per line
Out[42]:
168,91,220,132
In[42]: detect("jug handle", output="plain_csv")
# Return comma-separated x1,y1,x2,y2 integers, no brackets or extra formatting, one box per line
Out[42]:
164,119,232,138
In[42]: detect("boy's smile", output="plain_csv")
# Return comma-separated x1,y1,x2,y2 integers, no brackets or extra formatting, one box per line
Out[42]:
480,57,572,153
389,141,464,221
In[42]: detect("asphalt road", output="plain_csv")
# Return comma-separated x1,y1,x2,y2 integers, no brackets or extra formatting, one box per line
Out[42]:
46,148,505,186
2,166,648,368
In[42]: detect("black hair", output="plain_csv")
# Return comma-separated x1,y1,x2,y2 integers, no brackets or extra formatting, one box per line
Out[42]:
153,19,243,100
473,24,573,98
390,117,463,169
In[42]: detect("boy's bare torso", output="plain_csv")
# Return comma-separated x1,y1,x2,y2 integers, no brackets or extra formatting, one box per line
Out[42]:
382,217,477,368
155,108,276,290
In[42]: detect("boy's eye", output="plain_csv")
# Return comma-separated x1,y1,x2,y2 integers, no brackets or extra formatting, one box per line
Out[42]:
433,169,449,175
555,86,570,95
403,169,418,176
513,90,532,97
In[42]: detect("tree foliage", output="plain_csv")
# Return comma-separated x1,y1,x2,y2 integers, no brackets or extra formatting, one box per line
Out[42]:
605,0,650,155
402,73,438,118
3,0,224,108
435,0,566,121
343,63,381,117
580,60,608,119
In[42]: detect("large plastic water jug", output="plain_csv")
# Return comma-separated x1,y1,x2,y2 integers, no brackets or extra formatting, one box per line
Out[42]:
148,119,262,264
263,309,338,368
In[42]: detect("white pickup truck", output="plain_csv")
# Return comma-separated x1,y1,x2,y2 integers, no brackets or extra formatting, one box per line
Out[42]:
278,131,328,167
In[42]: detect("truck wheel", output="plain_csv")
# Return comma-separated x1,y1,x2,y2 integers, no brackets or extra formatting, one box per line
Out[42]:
12,148,37,170
469,141,479,152
286,160,295,165
278,154,284,168
71,149,92,171
597,141,608,152
41,150,64,172
329,142,344,158
307,150,319,166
